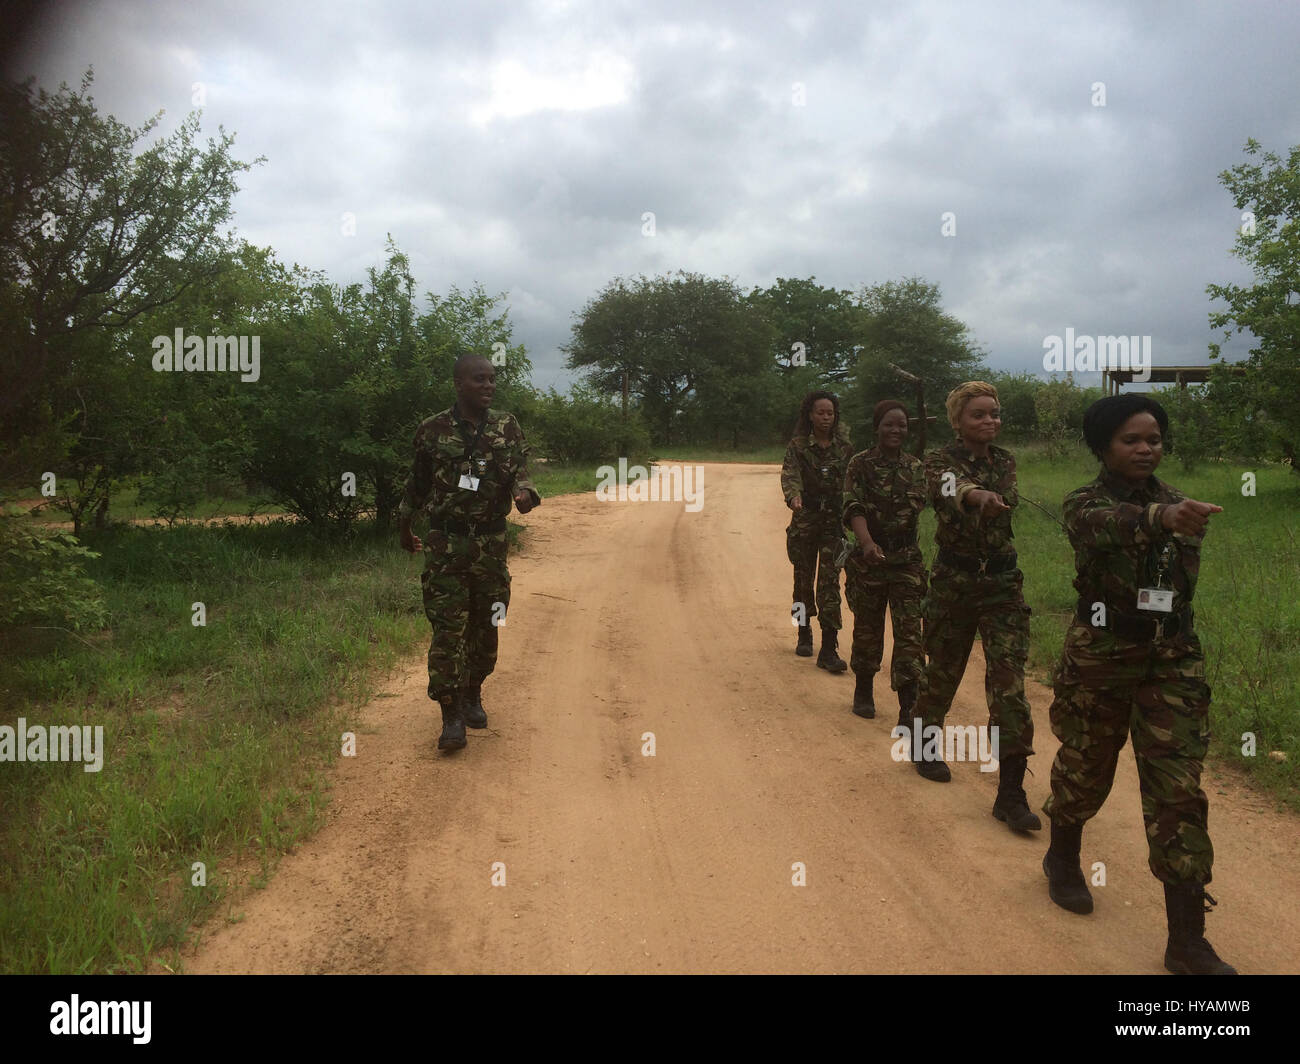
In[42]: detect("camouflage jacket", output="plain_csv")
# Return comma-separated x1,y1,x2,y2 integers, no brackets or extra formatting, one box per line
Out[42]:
841,446,926,556
781,431,854,513
399,404,540,526
924,441,1019,556
1063,469,1197,617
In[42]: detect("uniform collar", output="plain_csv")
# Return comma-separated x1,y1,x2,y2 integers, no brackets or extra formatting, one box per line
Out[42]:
950,439,994,463
866,445,904,464
452,401,492,428
1100,466,1160,502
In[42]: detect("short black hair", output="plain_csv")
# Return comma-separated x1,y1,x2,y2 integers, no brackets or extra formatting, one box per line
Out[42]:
453,353,493,381
873,399,908,430
1082,394,1169,459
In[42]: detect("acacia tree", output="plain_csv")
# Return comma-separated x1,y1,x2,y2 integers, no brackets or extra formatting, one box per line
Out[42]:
0,68,260,491
1207,138,1300,467
852,277,986,445
565,271,775,445
747,276,863,381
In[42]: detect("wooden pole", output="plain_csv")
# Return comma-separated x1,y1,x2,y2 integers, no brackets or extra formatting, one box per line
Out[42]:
888,363,928,455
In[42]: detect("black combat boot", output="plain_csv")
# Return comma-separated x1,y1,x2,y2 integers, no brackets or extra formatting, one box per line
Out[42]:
896,681,918,733
437,695,467,751
816,627,848,673
462,685,488,728
913,726,951,781
851,673,875,718
987,754,1040,827
795,623,813,657
1163,883,1237,975
1042,819,1093,914
992,755,1042,832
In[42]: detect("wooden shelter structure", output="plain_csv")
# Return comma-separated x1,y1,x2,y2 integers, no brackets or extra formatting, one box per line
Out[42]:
1103,364,1248,395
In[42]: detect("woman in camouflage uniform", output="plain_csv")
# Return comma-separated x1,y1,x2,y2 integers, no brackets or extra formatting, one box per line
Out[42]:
911,382,1040,835
781,391,854,672
1041,394,1235,975
841,400,928,727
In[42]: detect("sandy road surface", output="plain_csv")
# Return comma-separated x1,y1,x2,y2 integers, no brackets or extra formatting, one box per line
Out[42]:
185,463,1300,974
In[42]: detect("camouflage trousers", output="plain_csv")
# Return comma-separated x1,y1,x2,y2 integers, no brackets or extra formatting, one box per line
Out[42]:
1042,623,1213,886
844,552,926,689
420,529,511,701
786,510,843,629
915,563,1034,759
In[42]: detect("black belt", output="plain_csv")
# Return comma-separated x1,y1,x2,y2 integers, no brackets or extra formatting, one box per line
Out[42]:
871,529,919,552
441,516,507,536
937,548,1017,574
802,498,835,513
1076,600,1192,641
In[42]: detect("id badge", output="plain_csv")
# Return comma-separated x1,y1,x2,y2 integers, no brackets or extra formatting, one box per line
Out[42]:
1137,588,1174,613
458,473,480,492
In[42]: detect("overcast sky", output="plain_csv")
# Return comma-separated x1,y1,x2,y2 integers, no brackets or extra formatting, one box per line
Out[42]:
8,0,1299,392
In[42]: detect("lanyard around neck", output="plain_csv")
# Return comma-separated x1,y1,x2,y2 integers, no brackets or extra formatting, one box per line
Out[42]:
454,404,488,464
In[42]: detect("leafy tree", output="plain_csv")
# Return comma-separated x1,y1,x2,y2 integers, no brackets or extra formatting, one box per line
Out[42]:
747,277,863,381
1153,384,1216,470
1207,138,1300,467
1034,375,1101,458
0,69,261,488
235,252,532,534
983,370,1041,442
852,278,986,445
565,271,772,445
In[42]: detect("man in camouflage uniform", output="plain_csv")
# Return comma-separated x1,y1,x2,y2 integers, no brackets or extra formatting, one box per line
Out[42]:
841,400,928,725
911,383,1040,833
781,391,854,671
1041,393,1234,975
399,354,541,752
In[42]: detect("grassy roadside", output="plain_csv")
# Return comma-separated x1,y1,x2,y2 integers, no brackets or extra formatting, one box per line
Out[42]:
651,444,786,464
9,484,288,526
0,450,1292,973
1007,444,1299,809
0,471,598,974
529,462,603,498
0,520,428,973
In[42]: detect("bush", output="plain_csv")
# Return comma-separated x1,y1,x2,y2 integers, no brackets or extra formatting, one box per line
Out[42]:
529,386,652,464
0,514,108,633
1034,376,1100,457
1154,384,1216,470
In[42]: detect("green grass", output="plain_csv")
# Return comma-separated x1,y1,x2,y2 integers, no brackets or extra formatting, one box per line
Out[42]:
1005,444,1298,809
530,461,605,498
1,445,1293,973
7,483,287,525
650,444,786,464
0,519,428,974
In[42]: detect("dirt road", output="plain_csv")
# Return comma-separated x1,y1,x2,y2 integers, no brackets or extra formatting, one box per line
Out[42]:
184,463,1300,974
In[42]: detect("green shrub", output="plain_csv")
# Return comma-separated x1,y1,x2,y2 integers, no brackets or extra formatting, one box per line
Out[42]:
0,514,108,633
530,385,652,463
